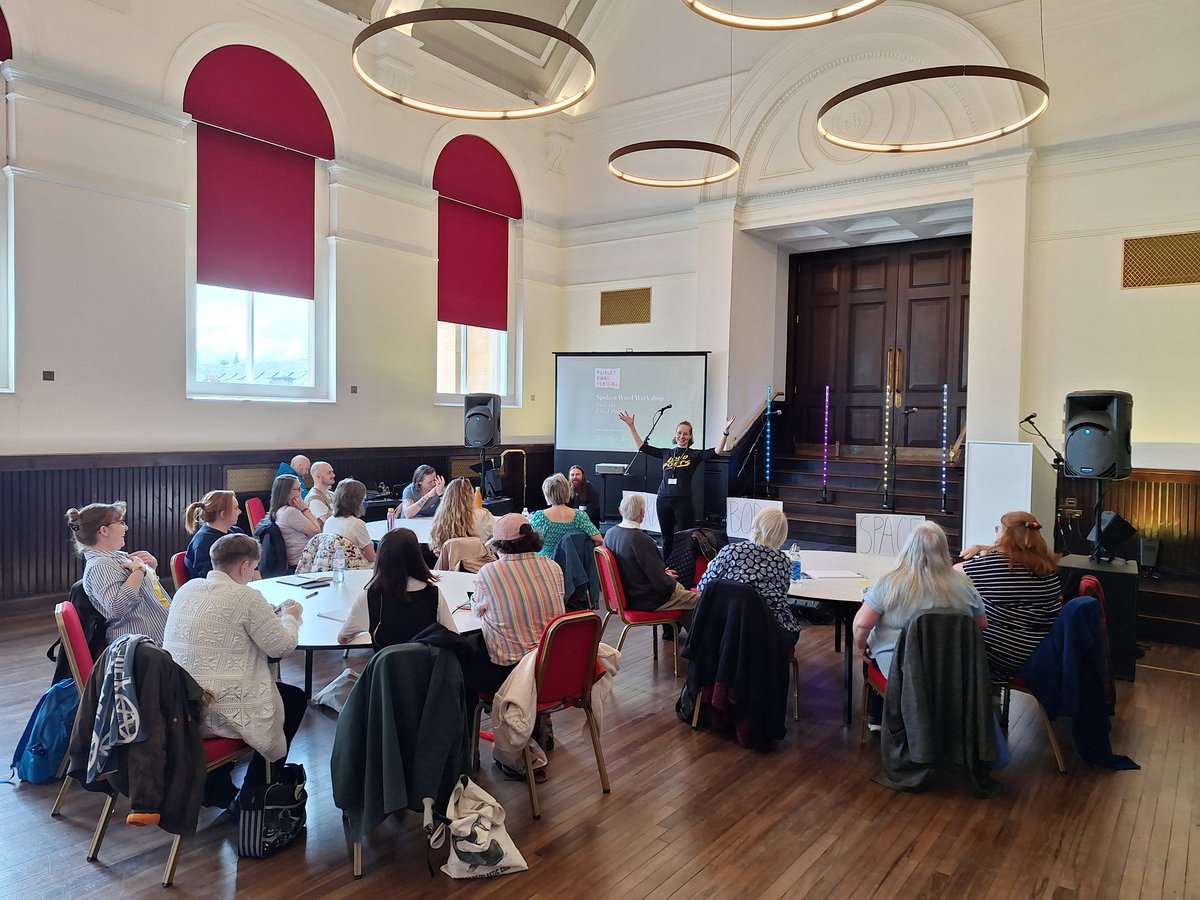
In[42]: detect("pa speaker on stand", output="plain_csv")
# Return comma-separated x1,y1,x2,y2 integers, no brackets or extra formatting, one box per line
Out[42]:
464,393,501,448
1063,390,1132,479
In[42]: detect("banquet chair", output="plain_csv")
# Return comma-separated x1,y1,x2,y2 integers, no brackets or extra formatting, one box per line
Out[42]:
858,657,889,746
520,611,610,819
999,676,1067,773
245,496,267,531
170,551,191,590
49,601,95,816
595,546,683,677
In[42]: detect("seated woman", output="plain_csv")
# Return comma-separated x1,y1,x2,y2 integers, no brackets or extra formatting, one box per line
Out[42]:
854,522,988,680
163,533,305,809
338,528,457,649
182,489,245,579
567,465,601,528
322,479,377,564
957,511,1062,682
429,477,495,570
400,464,445,518
471,514,565,695
269,474,321,572
67,501,171,643
695,507,801,641
529,473,601,559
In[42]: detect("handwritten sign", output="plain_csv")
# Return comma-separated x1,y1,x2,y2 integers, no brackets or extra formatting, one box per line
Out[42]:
621,491,661,534
594,367,620,389
855,513,925,556
726,497,784,541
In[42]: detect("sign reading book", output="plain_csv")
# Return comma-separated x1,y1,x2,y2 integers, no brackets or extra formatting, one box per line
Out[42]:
726,497,785,541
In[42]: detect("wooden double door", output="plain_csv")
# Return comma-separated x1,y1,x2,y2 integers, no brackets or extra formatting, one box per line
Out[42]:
788,236,970,449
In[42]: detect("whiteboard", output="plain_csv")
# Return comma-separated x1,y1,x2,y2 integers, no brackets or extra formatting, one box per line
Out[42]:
726,497,784,541
962,441,1033,549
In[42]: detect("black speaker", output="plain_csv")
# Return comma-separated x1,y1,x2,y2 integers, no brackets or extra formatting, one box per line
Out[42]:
1063,390,1132,479
1087,510,1138,562
464,393,501,448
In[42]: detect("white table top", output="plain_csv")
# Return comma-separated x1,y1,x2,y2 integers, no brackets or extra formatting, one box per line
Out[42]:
366,516,433,544
785,549,896,605
250,567,483,649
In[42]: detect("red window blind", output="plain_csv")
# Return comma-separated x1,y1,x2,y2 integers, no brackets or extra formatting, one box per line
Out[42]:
0,9,11,61
432,137,521,330
184,45,333,299
195,124,315,299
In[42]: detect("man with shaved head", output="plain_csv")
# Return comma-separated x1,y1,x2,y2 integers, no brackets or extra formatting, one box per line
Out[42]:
305,461,336,524
275,454,313,498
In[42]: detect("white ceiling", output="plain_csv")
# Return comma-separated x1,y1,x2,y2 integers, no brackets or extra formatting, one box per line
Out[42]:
749,201,974,253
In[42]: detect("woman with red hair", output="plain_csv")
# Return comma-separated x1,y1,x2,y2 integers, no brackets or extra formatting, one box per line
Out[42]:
957,511,1062,682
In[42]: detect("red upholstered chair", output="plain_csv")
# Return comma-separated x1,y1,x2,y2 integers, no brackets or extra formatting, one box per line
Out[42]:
520,611,610,819
858,657,889,746
171,551,191,590
595,546,684,677
245,496,267,531
50,602,96,816
88,736,251,886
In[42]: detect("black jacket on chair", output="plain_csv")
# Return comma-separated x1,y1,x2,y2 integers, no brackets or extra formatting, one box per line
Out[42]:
878,608,999,797
681,579,792,748
48,579,108,685
254,517,289,579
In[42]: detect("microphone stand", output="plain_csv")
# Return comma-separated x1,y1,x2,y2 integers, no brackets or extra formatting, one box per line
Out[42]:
623,408,667,494
1023,416,1064,471
736,412,772,499
1023,414,1070,554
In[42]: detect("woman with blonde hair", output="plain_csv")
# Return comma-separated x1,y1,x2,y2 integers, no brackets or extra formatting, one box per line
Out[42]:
957,511,1062,682
182,490,245,579
66,501,170,643
430,477,495,553
854,522,987,678
695,507,801,639
528,472,600,558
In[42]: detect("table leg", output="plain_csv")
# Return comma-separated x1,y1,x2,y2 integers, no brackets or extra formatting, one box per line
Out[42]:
833,615,842,653
841,610,853,726
304,649,314,699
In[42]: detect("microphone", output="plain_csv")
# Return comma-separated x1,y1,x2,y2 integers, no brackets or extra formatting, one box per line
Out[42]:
656,403,672,413
903,406,919,415
1021,412,1037,423
765,410,783,416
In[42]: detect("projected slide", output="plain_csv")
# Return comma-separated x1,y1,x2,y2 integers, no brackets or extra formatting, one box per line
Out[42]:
555,353,707,452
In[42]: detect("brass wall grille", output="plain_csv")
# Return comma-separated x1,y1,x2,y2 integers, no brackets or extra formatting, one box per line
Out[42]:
1122,231,1200,288
600,288,652,325
226,466,276,493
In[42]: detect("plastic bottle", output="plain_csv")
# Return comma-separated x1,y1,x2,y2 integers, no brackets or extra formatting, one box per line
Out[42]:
474,486,484,509
386,507,396,532
521,507,530,519
788,542,803,582
333,544,346,585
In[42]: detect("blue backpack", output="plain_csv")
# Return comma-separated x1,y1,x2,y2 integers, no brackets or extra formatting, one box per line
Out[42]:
8,678,79,784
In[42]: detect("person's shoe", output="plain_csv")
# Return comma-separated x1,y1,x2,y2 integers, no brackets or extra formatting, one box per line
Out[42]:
201,776,239,810
495,761,547,783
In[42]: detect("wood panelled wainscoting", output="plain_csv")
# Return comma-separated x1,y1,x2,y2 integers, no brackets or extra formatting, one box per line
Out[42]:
0,444,554,616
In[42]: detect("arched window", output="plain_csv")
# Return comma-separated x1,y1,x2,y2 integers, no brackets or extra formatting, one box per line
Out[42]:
184,45,335,400
0,6,13,393
433,136,522,400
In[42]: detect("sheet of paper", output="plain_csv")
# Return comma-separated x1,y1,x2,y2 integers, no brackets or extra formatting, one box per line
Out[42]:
803,570,866,579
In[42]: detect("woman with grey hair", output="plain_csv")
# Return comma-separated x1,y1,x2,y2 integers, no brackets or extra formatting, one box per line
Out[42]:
695,507,801,639
528,472,600,559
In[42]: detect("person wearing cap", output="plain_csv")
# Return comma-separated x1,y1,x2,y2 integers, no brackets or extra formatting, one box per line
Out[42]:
956,510,1062,682
469,513,565,694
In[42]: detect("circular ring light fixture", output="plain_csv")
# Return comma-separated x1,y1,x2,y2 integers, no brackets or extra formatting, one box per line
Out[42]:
608,140,741,188
817,65,1050,153
680,0,888,31
352,9,596,120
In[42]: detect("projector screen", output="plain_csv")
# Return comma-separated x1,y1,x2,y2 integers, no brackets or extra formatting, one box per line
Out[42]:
555,353,708,453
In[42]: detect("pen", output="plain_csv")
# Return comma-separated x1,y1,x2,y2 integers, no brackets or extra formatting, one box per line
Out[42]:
305,591,318,599
454,603,471,612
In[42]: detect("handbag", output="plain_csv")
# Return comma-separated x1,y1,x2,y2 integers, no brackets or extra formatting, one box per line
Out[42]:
236,763,307,858
427,776,527,879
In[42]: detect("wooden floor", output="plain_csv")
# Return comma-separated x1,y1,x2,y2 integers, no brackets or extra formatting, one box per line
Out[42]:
2,613,1196,899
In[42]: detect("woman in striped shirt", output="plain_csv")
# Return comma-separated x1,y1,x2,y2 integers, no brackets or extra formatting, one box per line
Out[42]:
470,513,565,695
66,501,170,643
957,511,1062,683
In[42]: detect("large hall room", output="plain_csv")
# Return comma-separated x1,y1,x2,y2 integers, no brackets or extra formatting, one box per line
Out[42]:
1,0,1197,897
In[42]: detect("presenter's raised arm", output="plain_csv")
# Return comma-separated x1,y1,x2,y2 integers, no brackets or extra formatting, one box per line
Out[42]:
715,416,735,454
618,411,644,449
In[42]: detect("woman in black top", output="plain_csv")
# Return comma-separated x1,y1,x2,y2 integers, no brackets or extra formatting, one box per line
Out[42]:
618,411,734,560
337,528,457,651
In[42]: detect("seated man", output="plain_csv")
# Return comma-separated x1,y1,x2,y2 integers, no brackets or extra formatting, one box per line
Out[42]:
163,533,306,808
567,464,602,528
305,460,337,524
276,454,312,499
602,493,698,613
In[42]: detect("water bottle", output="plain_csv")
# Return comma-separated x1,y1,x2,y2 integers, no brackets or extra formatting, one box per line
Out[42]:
788,542,803,582
521,507,530,519
386,507,396,532
333,543,346,585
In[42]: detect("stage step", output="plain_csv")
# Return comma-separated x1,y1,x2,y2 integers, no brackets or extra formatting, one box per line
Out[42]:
1137,578,1200,648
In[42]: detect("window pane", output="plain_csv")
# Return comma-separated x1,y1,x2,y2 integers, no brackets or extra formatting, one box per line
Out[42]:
195,284,250,383
436,321,460,394
465,325,506,395
251,291,313,386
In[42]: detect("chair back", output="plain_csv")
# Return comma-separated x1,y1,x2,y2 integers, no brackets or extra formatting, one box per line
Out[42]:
245,496,267,531
534,611,603,709
296,532,369,574
434,537,495,573
594,546,628,619
54,601,95,694
171,551,191,589
554,532,599,611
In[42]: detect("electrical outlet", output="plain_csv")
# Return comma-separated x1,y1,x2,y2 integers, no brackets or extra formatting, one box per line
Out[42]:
1063,497,1078,508
1061,508,1082,519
